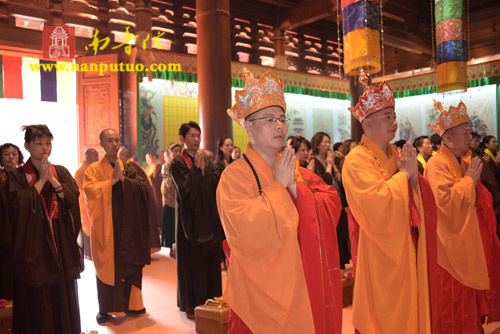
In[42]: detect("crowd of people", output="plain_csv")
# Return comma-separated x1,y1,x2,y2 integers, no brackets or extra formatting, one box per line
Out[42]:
0,68,500,334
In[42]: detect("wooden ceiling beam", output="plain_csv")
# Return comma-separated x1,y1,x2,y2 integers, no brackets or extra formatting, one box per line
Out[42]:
278,0,336,31
383,32,432,56
254,0,295,9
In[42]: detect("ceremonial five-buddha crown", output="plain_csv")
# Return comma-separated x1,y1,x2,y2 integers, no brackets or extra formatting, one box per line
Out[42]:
227,69,286,126
429,100,469,136
348,71,395,123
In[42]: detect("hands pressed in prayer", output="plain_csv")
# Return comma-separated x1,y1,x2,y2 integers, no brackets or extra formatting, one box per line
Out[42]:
306,159,315,172
194,150,206,170
483,154,491,163
274,147,297,198
465,157,483,185
39,156,51,183
326,150,335,167
111,161,124,185
397,142,418,188
34,157,52,194
43,157,64,197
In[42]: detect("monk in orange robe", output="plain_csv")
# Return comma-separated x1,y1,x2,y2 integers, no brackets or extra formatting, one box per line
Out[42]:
217,70,342,333
425,101,494,332
74,148,98,259
342,73,440,333
84,129,151,324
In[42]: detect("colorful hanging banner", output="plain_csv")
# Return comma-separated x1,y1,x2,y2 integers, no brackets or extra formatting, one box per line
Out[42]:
2,55,23,99
40,60,57,102
435,0,467,92
341,0,381,76
0,54,76,104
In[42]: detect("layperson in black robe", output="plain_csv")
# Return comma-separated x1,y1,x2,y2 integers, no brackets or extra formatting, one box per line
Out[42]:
5,124,83,334
84,129,151,324
310,131,350,269
170,122,224,318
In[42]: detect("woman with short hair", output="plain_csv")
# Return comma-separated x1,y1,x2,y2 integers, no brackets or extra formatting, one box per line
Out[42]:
3,124,83,334
290,136,312,169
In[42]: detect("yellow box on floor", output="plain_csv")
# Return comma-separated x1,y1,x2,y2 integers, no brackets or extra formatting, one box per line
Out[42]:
195,298,229,334
0,300,13,333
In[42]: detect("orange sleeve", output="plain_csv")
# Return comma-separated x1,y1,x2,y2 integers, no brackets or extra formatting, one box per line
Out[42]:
425,156,489,289
216,166,314,334
83,162,115,286
342,153,411,262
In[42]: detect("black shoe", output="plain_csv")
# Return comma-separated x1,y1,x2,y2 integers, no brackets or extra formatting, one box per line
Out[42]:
96,312,109,324
186,311,195,319
126,308,146,315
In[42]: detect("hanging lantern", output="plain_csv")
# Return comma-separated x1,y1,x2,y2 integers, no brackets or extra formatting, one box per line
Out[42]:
341,0,381,76
435,0,468,92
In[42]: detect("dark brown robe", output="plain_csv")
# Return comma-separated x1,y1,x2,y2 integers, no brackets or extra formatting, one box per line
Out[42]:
129,161,161,251
6,163,83,334
170,153,224,314
0,175,13,301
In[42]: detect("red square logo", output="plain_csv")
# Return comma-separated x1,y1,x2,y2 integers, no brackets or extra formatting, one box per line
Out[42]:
43,26,75,59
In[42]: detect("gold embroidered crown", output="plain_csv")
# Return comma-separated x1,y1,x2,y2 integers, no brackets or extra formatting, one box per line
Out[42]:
429,100,469,136
227,69,286,126
348,71,395,123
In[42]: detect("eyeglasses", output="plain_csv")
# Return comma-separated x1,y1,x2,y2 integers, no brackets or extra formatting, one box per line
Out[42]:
186,134,202,139
247,116,289,125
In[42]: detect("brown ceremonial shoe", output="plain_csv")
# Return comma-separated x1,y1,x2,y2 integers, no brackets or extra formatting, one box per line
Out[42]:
96,312,109,324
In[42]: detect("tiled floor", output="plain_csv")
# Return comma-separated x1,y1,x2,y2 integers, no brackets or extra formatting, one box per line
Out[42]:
78,248,499,334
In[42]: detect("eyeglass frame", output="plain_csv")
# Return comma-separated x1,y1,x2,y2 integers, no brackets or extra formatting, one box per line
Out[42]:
247,116,290,125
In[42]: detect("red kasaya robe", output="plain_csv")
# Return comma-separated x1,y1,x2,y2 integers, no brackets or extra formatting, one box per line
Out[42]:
294,166,343,334
476,180,500,323
346,173,442,333
220,153,343,333
425,145,489,333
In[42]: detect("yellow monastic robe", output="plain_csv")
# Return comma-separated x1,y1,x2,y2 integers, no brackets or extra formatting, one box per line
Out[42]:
424,145,489,289
342,135,431,334
74,161,91,236
417,153,427,170
216,145,314,334
83,157,124,285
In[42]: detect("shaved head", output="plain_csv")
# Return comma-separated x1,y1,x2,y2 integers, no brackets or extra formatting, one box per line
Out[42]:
99,128,118,143
84,148,98,164
118,147,131,164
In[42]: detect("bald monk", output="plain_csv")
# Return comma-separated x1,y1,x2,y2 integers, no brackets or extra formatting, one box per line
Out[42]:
74,148,98,259
217,70,343,334
342,73,440,333
425,101,496,332
84,129,151,324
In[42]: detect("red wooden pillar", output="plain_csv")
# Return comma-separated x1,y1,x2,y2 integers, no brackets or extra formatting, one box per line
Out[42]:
196,0,233,152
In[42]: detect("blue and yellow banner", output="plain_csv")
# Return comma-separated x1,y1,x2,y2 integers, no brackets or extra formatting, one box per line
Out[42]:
341,0,381,76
